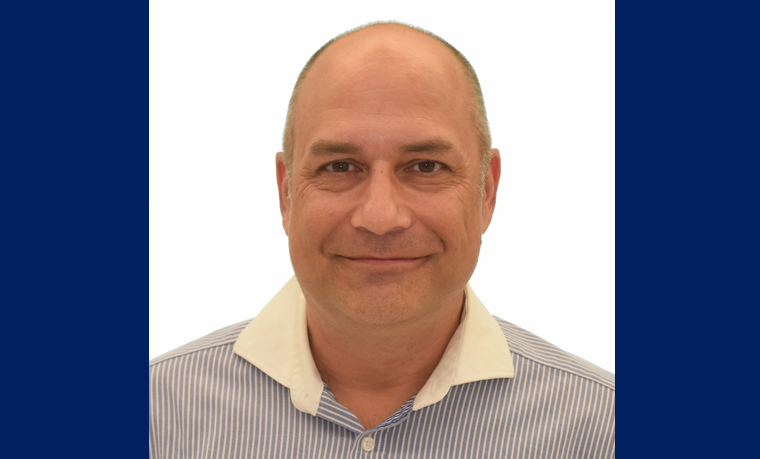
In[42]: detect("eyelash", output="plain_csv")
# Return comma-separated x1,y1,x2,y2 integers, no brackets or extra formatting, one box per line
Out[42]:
409,161,442,173
323,161,359,173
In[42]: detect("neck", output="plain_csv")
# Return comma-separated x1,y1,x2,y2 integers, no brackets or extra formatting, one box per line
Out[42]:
306,291,464,429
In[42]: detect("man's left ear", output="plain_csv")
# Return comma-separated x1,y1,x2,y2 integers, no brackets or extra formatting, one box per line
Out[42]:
481,148,501,233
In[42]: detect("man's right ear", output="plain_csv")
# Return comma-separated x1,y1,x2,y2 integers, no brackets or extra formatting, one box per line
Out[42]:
275,152,290,236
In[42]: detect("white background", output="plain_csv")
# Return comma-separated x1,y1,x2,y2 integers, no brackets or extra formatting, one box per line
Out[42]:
150,1,615,373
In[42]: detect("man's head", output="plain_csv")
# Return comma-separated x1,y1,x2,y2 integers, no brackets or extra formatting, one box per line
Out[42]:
282,22,493,194
276,22,501,326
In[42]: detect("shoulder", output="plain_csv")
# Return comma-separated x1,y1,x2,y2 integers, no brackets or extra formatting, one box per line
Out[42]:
149,319,251,368
494,316,615,391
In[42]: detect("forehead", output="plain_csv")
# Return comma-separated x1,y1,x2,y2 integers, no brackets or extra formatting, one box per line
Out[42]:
303,26,466,98
292,27,477,156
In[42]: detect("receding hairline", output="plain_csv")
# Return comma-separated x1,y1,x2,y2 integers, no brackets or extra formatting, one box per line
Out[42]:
281,21,492,193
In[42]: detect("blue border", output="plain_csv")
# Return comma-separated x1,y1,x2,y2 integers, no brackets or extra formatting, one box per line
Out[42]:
618,2,758,456
4,3,145,455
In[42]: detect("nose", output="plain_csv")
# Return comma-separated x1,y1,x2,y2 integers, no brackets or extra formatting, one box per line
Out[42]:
350,168,412,235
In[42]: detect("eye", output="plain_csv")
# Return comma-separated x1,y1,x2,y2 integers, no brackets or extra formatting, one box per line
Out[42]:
327,161,356,173
411,161,441,173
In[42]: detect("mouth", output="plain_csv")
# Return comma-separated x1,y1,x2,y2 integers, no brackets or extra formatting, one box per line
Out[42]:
336,255,427,266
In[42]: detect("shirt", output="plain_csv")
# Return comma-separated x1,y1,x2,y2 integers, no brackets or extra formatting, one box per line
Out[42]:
149,277,615,458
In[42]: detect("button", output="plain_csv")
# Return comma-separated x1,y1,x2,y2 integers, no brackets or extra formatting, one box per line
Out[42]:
361,436,375,452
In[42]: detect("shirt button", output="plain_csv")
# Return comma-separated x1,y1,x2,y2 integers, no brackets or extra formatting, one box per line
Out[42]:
361,436,375,452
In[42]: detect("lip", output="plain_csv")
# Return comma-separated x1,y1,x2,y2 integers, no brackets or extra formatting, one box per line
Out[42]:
337,256,427,266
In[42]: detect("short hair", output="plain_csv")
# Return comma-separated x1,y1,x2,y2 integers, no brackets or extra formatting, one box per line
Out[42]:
281,21,493,194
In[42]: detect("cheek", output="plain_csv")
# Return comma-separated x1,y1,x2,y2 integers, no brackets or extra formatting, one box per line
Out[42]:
414,190,482,243
290,192,352,250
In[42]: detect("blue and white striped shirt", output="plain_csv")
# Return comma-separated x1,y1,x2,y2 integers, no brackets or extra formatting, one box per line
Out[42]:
150,278,615,458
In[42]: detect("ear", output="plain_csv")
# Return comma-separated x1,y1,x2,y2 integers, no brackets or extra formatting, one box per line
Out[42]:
481,148,501,233
275,152,291,236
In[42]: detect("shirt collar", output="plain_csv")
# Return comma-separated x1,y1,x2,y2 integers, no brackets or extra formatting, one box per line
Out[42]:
233,276,514,416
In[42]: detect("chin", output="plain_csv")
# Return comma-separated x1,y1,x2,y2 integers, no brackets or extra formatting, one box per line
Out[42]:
335,280,432,325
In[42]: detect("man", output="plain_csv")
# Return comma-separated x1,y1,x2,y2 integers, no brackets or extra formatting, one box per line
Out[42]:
150,22,615,458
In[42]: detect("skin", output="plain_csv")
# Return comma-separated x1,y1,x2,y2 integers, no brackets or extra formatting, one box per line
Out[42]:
276,24,501,430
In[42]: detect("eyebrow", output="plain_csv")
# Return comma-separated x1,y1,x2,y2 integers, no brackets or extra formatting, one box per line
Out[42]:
401,138,454,155
308,138,454,157
309,141,363,156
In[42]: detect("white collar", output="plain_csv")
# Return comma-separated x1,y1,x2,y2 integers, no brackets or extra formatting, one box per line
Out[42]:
233,276,514,415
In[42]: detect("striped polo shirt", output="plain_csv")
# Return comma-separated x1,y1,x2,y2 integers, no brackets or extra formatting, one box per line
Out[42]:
149,277,615,458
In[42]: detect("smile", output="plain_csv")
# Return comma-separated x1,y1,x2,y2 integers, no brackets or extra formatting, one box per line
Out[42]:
337,256,427,266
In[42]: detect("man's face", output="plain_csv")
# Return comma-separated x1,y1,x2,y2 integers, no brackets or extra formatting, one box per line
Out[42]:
277,27,500,325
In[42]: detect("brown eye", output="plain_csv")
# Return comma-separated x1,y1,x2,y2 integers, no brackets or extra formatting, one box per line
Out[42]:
417,161,437,173
331,162,351,172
